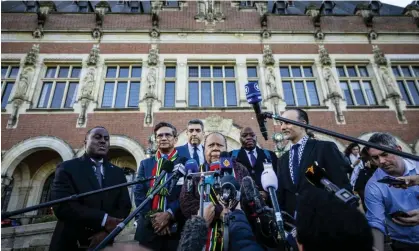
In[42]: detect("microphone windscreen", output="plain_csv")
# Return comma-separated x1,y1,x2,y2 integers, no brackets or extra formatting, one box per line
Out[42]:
245,82,262,105
220,175,240,191
185,159,199,173
178,156,189,165
304,162,326,187
261,168,278,191
174,163,186,176
177,216,208,251
210,161,221,171
161,159,174,173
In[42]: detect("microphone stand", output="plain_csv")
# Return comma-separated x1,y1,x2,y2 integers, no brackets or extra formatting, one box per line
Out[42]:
1,176,156,219
92,173,177,251
199,173,205,217
263,112,419,161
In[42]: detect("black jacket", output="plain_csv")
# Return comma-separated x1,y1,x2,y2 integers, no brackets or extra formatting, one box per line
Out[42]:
49,155,131,251
230,147,278,190
277,139,351,216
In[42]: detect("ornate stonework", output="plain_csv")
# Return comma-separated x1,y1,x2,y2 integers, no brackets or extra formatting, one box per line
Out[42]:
323,67,341,98
265,67,278,97
380,67,399,98
318,45,331,66
196,0,225,24
86,44,100,67
372,45,387,66
80,68,96,101
205,114,233,133
24,45,40,67
147,45,159,66
262,45,275,66
13,68,32,101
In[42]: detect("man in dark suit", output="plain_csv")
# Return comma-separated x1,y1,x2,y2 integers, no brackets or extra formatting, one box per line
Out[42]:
50,126,131,251
134,122,185,251
176,119,205,165
230,127,278,197
277,108,351,217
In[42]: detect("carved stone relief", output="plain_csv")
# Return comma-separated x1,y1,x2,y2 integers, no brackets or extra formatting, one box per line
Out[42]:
87,44,100,67
80,68,96,101
318,45,331,66
380,67,399,98
323,67,341,98
24,45,40,67
13,68,32,101
196,0,225,24
147,45,159,66
372,45,387,66
262,45,275,67
265,67,278,97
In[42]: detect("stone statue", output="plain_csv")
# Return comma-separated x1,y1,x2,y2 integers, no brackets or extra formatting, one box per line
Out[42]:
147,68,157,95
380,67,399,97
87,44,100,66
13,69,31,100
24,44,40,66
265,67,277,95
263,45,275,66
323,67,341,97
318,45,331,66
148,45,159,66
373,45,387,66
80,69,95,100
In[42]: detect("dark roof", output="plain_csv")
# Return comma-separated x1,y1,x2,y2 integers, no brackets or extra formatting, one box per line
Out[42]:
0,1,412,15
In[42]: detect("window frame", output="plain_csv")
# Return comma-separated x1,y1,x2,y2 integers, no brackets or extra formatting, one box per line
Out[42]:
187,64,238,108
37,64,81,109
1,64,20,109
337,64,377,106
163,65,177,108
392,64,419,106
101,64,142,109
279,64,320,107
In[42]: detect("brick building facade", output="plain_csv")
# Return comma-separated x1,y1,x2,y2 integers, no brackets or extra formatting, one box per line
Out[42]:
1,1,419,248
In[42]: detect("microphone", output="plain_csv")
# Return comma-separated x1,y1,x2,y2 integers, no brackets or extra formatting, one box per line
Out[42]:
210,161,221,192
150,159,174,191
220,151,233,176
185,159,199,193
305,161,359,208
220,175,241,206
245,82,268,140
261,168,286,240
177,216,208,251
168,162,186,196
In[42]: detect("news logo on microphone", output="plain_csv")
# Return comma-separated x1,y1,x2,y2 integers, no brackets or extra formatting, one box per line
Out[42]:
245,82,262,104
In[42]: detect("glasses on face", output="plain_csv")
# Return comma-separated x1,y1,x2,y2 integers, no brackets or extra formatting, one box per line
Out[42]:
156,133,174,139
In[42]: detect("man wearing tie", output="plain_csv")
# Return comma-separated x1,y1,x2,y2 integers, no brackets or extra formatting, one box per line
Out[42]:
277,108,351,217
134,122,185,251
230,127,278,196
176,119,205,165
50,126,131,251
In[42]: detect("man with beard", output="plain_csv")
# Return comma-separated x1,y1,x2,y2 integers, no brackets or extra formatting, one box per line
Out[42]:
134,122,186,251
50,126,131,251
364,132,419,251
230,127,278,198
176,119,205,165
277,108,350,218
179,132,251,251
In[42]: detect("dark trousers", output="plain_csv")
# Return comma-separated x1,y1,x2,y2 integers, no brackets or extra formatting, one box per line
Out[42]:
391,240,419,251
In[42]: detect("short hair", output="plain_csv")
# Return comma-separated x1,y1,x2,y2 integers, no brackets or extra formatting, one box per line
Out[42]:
85,126,108,139
306,131,315,139
203,132,227,147
368,132,398,149
187,119,204,131
344,142,360,157
296,188,373,251
154,122,178,137
286,108,309,132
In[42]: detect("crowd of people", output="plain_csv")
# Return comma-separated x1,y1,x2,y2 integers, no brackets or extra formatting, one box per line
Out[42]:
45,108,419,251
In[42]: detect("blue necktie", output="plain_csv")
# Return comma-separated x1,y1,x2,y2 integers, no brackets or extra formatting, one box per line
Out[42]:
92,161,103,188
249,150,257,167
193,146,200,165
292,144,301,184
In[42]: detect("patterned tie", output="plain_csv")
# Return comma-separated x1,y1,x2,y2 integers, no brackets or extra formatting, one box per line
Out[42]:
193,146,200,165
93,161,103,188
249,150,257,167
292,144,301,185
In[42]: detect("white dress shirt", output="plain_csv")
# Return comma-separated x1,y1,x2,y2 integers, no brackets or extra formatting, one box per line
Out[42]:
187,143,204,165
244,148,258,165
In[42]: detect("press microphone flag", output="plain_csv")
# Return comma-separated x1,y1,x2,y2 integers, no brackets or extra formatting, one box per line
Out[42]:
220,151,233,176
305,161,359,208
245,82,268,140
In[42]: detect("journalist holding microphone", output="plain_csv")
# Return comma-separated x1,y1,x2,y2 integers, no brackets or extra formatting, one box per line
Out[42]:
49,126,131,251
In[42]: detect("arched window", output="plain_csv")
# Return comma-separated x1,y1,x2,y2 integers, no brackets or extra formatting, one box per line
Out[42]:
1,178,14,211
38,173,55,215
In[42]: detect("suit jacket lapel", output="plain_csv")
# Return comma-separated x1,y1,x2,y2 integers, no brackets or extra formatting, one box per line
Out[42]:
297,139,316,189
281,151,295,192
256,147,265,165
81,155,101,191
239,148,252,168
102,161,115,188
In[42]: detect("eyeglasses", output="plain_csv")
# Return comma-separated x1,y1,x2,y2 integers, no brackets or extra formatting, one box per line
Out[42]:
156,133,174,139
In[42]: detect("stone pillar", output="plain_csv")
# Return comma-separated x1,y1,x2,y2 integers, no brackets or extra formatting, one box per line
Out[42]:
176,58,188,107
236,57,248,106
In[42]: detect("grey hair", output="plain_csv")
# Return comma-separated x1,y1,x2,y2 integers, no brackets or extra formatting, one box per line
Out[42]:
368,132,398,149
203,132,227,147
